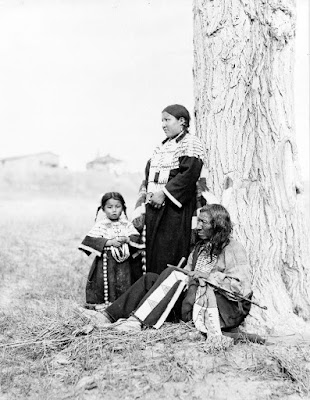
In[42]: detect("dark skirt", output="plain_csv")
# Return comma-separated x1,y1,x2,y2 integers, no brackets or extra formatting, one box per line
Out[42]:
145,196,196,275
86,251,141,304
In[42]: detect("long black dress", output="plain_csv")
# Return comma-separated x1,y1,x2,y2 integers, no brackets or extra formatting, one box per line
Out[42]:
142,132,204,275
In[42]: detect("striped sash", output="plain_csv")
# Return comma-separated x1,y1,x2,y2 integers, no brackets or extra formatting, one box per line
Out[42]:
133,269,188,329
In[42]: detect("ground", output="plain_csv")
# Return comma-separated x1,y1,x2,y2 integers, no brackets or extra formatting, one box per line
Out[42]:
1,177,310,400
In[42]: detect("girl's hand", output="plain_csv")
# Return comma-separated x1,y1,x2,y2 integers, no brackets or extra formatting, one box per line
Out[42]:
106,238,122,248
117,236,130,244
150,191,165,208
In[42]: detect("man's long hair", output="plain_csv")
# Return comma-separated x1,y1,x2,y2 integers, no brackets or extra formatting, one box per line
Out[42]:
199,204,232,257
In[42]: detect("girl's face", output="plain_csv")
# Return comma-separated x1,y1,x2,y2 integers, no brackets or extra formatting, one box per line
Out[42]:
161,112,185,138
103,198,123,221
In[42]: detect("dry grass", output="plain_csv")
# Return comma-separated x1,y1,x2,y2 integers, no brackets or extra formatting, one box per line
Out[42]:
2,307,310,399
1,173,310,399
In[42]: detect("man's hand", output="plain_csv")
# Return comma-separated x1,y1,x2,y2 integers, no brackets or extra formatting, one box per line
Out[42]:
187,270,210,281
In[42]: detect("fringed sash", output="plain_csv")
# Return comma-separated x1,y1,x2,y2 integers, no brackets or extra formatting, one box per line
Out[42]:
190,244,222,335
193,285,222,335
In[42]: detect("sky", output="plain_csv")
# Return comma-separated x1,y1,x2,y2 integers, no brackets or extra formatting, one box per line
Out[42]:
0,0,309,179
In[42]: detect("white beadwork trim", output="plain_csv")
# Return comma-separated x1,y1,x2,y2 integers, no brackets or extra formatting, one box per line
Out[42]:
103,249,109,304
79,243,102,257
142,226,146,274
162,187,182,208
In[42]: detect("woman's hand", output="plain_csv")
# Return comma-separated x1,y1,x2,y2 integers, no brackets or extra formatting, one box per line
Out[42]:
150,191,165,208
146,192,153,204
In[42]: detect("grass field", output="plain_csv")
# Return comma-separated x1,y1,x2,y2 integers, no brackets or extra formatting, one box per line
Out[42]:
1,169,310,399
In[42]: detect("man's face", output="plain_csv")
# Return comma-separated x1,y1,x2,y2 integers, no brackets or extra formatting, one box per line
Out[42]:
197,212,213,240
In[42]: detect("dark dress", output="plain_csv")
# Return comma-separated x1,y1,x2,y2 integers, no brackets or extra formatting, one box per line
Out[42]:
79,217,143,304
143,132,204,275
85,249,134,304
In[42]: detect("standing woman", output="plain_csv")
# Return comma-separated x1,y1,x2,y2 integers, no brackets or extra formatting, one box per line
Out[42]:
133,104,205,275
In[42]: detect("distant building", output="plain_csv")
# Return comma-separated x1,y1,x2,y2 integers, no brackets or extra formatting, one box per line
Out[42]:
0,152,59,169
86,154,124,174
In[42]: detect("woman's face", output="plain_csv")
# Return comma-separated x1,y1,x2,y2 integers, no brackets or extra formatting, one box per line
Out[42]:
161,112,184,138
197,211,213,241
103,198,123,221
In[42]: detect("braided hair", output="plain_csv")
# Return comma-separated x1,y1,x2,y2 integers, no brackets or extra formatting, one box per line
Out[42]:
95,192,127,221
162,104,191,133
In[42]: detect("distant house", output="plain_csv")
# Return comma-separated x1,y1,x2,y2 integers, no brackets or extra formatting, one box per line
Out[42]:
0,152,59,169
86,154,124,174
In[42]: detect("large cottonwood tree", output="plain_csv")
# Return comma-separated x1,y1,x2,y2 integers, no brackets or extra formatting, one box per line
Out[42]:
193,0,310,333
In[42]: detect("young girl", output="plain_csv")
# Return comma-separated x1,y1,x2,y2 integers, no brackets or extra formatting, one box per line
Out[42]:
79,192,143,308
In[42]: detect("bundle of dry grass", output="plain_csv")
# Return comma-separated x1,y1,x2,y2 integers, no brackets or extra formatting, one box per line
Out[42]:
1,309,203,359
1,308,206,392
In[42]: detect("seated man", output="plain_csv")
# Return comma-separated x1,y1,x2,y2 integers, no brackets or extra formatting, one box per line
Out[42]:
80,204,253,338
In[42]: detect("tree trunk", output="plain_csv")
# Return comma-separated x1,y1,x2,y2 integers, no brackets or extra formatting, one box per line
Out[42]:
193,0,310,334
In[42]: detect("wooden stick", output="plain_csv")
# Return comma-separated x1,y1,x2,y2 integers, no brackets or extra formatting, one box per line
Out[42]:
167,259,267,310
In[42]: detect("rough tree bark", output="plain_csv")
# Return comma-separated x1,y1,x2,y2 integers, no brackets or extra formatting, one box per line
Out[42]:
193,0,310,334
